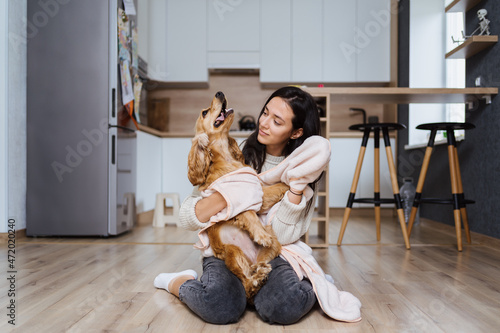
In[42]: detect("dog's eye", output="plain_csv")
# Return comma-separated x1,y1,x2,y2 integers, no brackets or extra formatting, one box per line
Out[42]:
202,110,209,117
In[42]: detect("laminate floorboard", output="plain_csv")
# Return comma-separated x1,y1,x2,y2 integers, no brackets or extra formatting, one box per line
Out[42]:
2,213,500,332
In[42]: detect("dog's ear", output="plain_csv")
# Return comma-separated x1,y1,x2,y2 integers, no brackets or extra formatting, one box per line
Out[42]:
187,133,211,186
228,137,245,164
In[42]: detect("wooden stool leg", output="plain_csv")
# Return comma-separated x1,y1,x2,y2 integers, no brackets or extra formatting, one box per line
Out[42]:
408,129,436,237
383,128,410,250
453,145,472,244
338,208,353,246
374,129,381,241
447,130,462,251
337,129,370,246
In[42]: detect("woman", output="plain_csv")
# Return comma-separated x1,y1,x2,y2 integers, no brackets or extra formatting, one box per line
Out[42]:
154,86,323,325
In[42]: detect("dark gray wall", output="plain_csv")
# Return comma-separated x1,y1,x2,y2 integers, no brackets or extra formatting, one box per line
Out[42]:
397,0,500,239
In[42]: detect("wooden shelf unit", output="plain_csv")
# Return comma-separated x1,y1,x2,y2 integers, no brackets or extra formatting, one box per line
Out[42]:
445,0,497,59
446,35,498,59
302,93,330,248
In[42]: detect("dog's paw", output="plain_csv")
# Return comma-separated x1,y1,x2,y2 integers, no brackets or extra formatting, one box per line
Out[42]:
252,262,272,276
254,232,273,247
193,133,209,148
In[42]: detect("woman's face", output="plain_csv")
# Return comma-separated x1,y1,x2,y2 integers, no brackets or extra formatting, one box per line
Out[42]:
257,97,303,156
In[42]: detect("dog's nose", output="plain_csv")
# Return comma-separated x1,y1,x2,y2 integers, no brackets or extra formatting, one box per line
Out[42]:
215,91,224,99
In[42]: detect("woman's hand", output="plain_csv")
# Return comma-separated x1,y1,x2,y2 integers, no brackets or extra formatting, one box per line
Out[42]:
195,191,227,223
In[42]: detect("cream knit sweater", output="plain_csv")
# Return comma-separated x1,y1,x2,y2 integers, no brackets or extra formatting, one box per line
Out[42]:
178,153,316,245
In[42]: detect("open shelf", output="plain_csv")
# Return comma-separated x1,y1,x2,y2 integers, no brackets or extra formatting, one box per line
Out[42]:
446,35,498,59
445,0,482,13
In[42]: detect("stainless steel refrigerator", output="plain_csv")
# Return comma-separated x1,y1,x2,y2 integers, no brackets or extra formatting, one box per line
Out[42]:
27,0,137,236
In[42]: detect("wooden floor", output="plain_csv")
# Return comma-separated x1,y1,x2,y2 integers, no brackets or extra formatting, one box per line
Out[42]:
3,211,500,333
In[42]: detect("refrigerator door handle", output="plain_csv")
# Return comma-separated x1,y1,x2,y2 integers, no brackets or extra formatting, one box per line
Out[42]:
111,88,116,118
111,134,116,165
108,124,136,133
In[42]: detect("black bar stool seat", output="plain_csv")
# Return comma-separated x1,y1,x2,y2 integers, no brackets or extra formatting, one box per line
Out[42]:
416,122,475,131
407,122,475,251
337,122,411,249
349,123,406,131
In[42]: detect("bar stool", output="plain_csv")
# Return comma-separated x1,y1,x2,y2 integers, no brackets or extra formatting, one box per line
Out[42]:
407,122,474,251
337,123,411,249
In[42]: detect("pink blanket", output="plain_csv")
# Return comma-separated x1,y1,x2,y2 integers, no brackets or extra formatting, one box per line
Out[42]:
281,241,362,322
194,167,263,255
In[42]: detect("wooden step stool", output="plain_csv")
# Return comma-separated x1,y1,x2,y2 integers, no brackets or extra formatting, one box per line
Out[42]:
152,193,181,227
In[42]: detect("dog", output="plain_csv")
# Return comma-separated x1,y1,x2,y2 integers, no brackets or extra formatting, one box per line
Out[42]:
187,91,288,299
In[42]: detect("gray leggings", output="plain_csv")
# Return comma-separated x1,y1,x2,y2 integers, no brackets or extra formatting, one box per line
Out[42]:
179,256,317,325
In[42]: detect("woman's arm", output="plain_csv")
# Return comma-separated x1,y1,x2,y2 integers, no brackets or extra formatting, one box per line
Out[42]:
178,188,227,230
269,191,316,245
194,191,226,222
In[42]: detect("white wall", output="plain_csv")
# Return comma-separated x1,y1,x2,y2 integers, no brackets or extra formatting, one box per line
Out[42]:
0,0,27,233
408,0,446,146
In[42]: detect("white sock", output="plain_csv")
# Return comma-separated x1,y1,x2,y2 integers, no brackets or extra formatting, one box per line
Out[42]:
154,269,198,292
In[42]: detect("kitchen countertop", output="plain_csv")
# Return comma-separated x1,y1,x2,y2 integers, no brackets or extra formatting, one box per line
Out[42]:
138,124,254,138
140,87,497,138
305,87,498,105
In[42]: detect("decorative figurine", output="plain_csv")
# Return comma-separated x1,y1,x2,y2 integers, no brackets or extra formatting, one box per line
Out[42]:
452,8,491,44
463,8,491,38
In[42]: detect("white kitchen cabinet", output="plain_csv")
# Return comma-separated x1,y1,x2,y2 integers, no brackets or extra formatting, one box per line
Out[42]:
329,138,395,208
356,0,391,82
144,0,207,83
260,0,390,83
162,138,194,203
323,0,357,82
260,0,292,82
291,0,323,81
136,132,163,213
207,0,260,69
165,0,207,82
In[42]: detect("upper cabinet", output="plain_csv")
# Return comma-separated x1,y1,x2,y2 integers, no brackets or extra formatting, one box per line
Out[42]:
141,0,392,85
165,0,208,82
260,0,292,82
261,0,391,84
207,0,260,69
291,0,324,82
142,0,208,84
355,0,391,82
323,1,357,82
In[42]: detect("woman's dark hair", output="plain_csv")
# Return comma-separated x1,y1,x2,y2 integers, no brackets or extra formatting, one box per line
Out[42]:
242,86,323,211
242,86,321,172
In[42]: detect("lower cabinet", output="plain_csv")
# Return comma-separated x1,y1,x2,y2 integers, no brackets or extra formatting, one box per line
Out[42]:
137,136,396,242
136,135,194,214
161,138,194,203
136,132,163,213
